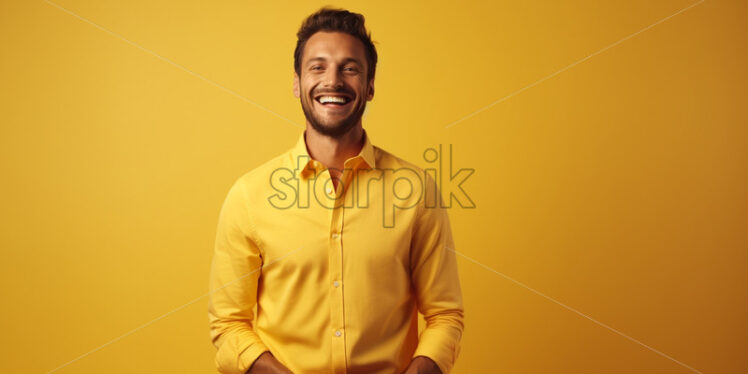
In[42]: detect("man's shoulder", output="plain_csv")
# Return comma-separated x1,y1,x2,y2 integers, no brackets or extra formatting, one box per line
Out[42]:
373,145,441,209
373,145,427,175
373,145,439,187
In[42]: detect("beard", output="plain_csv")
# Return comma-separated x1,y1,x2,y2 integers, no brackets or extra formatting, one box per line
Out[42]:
300,86,368,138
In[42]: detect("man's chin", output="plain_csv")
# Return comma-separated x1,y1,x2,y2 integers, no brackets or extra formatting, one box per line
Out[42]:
312,123,351,137
300,100,365,137
309,116,359,137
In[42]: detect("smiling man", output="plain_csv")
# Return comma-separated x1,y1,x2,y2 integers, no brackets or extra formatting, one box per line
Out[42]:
208,7,464,374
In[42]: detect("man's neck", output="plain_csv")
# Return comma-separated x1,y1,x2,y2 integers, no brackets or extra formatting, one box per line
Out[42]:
304,124,365,172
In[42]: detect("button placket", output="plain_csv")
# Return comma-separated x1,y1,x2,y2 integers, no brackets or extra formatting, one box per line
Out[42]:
328,171,348,374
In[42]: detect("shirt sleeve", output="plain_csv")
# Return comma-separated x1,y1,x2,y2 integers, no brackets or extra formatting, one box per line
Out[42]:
409,174,465,374
208,178,270,374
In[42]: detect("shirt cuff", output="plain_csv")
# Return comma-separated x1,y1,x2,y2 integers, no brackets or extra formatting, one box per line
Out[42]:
238,342,270,374
412,328,461,374
215,330,270,374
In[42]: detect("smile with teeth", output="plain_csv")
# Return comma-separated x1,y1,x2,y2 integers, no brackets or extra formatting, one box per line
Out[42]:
316,95,351,105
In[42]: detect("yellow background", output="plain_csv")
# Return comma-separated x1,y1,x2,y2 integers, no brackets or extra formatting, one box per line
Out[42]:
1,0,746,373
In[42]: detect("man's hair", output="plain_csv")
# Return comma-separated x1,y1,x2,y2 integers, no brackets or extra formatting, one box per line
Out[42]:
294,7,378,81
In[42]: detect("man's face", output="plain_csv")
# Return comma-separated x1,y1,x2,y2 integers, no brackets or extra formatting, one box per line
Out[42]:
294,31,374,137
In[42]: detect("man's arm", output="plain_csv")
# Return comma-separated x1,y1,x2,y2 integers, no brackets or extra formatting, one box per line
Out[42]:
208,178,274,374
407,174,465,374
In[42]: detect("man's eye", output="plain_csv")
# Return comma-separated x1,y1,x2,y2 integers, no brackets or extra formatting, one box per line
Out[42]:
311,66,323,71
344,67,358,72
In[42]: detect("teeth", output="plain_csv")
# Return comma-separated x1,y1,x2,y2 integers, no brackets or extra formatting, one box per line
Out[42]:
318,96,348,104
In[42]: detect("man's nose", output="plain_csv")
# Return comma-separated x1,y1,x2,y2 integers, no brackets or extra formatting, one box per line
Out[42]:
323,67,343,89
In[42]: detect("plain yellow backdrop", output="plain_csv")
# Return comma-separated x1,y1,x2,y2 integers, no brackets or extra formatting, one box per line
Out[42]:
1,0,746,373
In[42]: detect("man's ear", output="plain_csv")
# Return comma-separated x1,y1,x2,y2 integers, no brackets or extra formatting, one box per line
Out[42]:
366,78,375,101
293,72,300,98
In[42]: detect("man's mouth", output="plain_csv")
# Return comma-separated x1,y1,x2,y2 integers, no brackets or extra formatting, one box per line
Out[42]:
314,94,352,108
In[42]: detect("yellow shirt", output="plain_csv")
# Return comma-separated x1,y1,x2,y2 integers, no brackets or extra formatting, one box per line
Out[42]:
208,130,464,374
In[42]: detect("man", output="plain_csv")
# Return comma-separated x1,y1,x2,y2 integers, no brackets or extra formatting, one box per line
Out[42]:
208,7,464,374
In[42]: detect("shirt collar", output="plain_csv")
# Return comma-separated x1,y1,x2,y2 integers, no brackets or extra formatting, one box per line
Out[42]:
290,129,377,179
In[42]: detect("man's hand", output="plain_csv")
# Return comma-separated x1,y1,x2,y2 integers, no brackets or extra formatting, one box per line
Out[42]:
246,351,294,374
402,356,443,374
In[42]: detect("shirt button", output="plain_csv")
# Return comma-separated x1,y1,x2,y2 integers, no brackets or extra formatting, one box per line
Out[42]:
334,330,342,337
325,186,333,195
333,281,340,288
331,232,340,239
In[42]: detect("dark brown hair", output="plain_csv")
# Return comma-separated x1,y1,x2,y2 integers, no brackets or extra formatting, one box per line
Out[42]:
294,7,378,81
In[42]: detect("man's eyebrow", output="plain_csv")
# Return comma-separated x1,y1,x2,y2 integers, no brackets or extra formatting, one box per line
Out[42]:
339,57,363,65
306,57,326,66
305,57,363,66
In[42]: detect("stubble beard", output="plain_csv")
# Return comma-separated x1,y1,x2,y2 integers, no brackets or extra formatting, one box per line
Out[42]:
300,86,368,138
